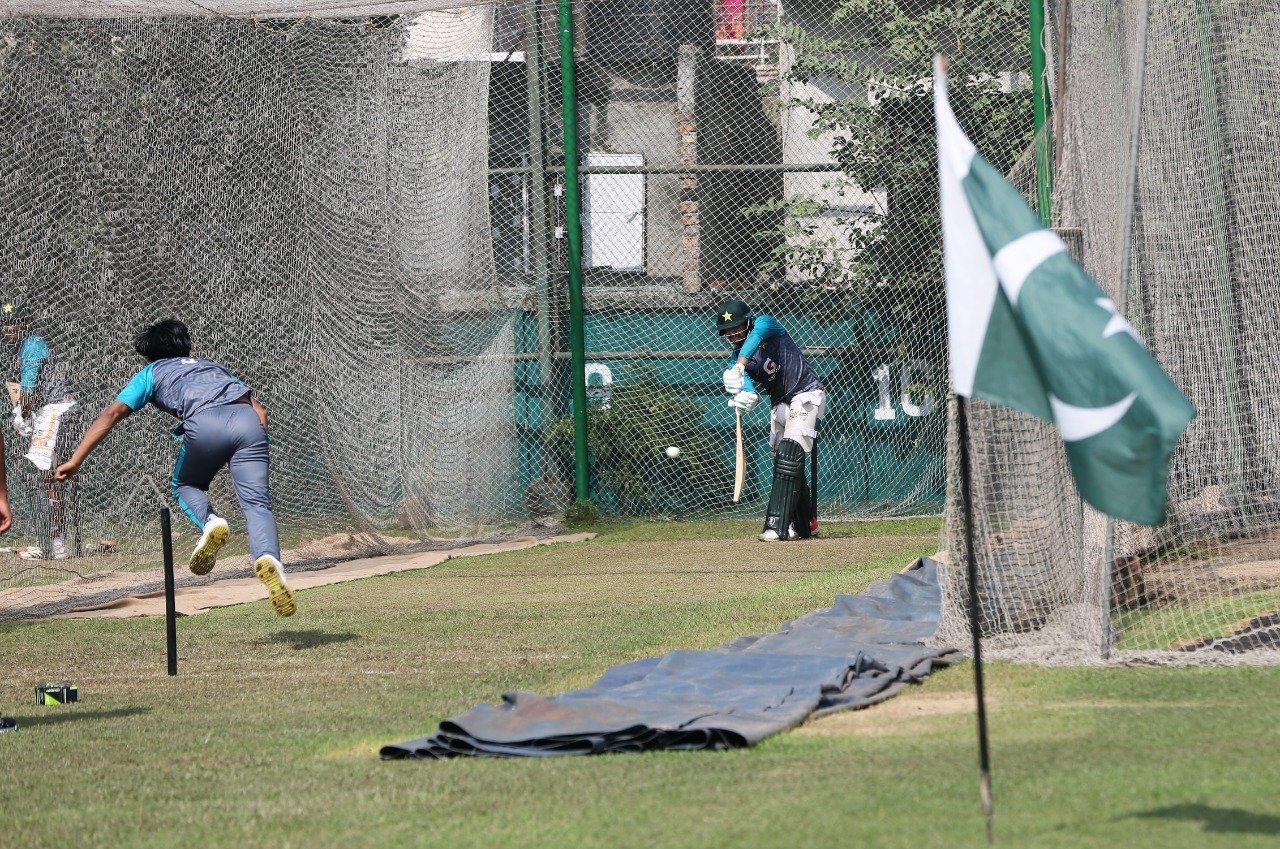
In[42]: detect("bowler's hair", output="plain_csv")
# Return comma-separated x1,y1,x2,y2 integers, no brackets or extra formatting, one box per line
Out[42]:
135,319,191,362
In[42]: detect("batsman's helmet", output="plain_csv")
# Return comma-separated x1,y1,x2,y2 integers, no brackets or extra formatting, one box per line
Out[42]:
1,299,27,326
714,300,753,335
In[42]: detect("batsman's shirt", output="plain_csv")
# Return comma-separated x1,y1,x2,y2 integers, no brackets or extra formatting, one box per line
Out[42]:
116,358,251,421
730,314,823,405
18,334,69,404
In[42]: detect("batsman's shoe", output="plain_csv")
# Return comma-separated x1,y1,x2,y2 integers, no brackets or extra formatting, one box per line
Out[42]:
188,516,230,576
757,525,801,543
254,554,296,617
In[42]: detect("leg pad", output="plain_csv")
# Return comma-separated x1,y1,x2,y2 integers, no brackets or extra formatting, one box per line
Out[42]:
763,438,810,540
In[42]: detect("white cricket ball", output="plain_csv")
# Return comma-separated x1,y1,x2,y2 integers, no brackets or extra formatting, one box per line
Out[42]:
665,446,681,459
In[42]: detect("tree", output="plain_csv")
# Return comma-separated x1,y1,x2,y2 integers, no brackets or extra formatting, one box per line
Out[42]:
753,0,1035,296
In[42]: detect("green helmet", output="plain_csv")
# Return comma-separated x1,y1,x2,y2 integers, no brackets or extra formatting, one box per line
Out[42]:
714,299,753,334
1,299,27,326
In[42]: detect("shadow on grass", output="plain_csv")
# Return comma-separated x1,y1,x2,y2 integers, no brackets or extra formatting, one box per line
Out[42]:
262,630,360,650
14,706,151,728
1128,804,1280,835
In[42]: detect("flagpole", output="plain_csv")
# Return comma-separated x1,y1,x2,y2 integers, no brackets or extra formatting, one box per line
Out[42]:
955,394,995,844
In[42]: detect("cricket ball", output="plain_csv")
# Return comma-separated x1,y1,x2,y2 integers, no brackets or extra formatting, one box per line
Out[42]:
665,446,681,459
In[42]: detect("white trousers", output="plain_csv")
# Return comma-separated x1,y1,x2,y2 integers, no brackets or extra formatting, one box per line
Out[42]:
769,389,826,453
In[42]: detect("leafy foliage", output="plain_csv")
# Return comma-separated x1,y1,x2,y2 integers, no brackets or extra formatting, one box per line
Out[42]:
563,498,601,528
751,0,1035,295
547,362,730,515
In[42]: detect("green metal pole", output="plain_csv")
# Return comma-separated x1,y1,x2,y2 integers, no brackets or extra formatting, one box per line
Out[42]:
1030,0,1052,226
557,0,590,503
525,0,554,430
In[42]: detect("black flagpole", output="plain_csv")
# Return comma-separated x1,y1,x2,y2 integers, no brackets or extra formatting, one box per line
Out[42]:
956,395,995,843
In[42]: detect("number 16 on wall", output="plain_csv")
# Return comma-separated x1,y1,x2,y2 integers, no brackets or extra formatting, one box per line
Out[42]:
872,359,939,421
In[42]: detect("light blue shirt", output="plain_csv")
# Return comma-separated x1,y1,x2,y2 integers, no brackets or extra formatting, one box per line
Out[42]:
18,335,48,391
726,314,786,394
17,334,68,402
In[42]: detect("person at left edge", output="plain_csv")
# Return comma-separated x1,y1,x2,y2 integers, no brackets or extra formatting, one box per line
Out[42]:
54,319,295,617
3,299,74,560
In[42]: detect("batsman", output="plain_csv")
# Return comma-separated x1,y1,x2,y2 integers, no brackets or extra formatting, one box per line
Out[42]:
715,300,826,542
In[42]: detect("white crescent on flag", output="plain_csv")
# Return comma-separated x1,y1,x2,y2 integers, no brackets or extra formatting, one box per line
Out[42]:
1049,393,1137,442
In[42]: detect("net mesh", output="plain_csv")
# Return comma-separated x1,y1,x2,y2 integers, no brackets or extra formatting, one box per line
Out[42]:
0,1,1026,616
0,11,518,608
938,0,1280,664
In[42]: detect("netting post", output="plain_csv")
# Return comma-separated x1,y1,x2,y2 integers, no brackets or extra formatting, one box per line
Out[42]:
526,0,556,445
1193,0,1247,507
160,507,177,676
1031,0,1052,225
557,0,590,503
1103,0,1150,663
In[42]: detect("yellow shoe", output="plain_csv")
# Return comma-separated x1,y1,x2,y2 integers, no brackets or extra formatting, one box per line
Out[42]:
254,554,296,617
189,517,230,576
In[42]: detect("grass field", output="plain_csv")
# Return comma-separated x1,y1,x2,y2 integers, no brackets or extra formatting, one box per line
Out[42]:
1,517,1277,849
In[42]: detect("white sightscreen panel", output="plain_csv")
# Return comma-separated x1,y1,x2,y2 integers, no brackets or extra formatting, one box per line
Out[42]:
583,152,645,273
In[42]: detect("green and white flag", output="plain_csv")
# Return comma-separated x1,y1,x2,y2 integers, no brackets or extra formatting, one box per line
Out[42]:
934,55,1194,525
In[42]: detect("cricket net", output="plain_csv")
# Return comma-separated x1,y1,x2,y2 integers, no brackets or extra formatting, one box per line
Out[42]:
0,1,1032,614
938,0,1280,663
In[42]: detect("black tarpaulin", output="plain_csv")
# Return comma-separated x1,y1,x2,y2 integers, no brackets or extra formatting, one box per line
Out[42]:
382,557,957,759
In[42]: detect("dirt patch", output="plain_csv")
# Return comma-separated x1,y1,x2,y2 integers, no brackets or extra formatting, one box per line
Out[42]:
1214,559,1280,582
1,533,594,620
797,692,1212,738
1136,528,1280,603
796,691,976,737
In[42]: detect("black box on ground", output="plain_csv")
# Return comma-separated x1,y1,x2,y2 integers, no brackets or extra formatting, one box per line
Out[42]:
35,683,78,706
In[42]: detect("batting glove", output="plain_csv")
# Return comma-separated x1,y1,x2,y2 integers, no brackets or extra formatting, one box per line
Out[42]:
11,407,31,437
722,363,745,394
728,390,759,413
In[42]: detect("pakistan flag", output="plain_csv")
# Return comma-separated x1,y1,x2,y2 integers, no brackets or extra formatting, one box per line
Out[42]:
934,56,1194,525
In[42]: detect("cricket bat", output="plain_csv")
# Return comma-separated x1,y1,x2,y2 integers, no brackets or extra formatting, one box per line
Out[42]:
733,409,746,503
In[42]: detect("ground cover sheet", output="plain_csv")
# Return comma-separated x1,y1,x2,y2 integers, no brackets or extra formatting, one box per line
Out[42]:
383,557,958,758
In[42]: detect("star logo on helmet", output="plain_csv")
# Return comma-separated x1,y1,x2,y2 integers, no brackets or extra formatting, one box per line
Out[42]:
722,311,733,322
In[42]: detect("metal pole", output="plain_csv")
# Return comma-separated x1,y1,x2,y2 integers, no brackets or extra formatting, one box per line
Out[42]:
160,507,177,676
525,0,554,432
557,0,590,503
1031,0,1052,225
1052,0,1071,174
957,398,995,844
809,438,819,534
488,162,846,175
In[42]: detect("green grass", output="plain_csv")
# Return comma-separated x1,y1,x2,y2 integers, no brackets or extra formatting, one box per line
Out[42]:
1115,586,1280,651
1,519,1278,849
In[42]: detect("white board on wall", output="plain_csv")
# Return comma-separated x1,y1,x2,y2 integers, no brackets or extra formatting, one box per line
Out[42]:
583,152,645,272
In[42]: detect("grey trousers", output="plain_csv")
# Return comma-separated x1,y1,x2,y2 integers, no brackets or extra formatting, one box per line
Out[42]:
171,403,280,561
